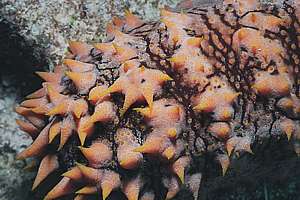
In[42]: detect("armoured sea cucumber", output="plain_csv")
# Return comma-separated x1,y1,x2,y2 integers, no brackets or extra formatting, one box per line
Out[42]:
15,0,300,199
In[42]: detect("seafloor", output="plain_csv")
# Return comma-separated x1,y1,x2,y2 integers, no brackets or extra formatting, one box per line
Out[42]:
0,0,299,200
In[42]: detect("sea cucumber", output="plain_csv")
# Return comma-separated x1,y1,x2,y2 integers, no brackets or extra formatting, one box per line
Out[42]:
15,0,300,199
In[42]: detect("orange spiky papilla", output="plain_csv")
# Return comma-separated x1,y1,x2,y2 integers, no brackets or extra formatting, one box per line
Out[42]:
79,141,113,168
16,122,53,160
44,177,77,200
134,99,185,160
70,163,121,200
171,156,191,184
32,155,59,190
14,1,300,200
122,175,144,200
115,128,143,169
97,67,172,115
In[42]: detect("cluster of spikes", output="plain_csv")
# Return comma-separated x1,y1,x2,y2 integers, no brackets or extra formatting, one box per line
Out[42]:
15,0,300,199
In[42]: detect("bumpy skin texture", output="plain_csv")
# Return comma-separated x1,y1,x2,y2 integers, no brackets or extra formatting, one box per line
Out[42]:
15,0,300,199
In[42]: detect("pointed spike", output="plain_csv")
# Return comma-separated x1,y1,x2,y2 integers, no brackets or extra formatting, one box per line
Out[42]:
106,22,116,37
123,176,143,200
76,163,102,182
133,107,151,118
106,23,126,39
132,146,144,153
287,130,293,141
49,121,61,143
160,73,173,82
65,71,96,92
46,103,67,116
102,184,112,200
58,115,75,150
36,72,60,83
32,155,59,190
120,90,137,116
112,43,125,55
172,156,190,184
140,65,146,72
93,80,122,101
224,92,241,104
16,122,52,160
280,119,295,141
140,83,154,112
167,128,177,139
116,129,143,170
94,43,114,54
162,146,175,160
44,177,76,200
124,9,143,29
26,88,46,99
193,101,211,112
76,186,98,194
112,16,124,27
217,155,230,176
101,171,121,200
112,42,137,62
122,60,140,72
245,145,254,154
78,131,87,146
133,137,163,154
74,194,88,200
31,104,51,115
15,106,34,116
208,122,231,140
65,71,80,82
91,80,119,105
46,84,66,105
16,119,39,137
90,101,115,124
88,85,109,104
72,99,88,118
124,9,134,18
15,106,45,128
236,137,254,155
177,167,185,184
68,41,91,57
17,112,42,127
21,97,47,108
226,141,234,157
77,118,89,146
63,59,94,73
62,167,83,182
96,87,112,101
79,142,112,168
77,116,94,146
119,156,142,170
186,36,203,47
